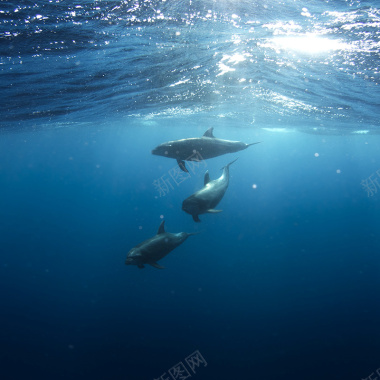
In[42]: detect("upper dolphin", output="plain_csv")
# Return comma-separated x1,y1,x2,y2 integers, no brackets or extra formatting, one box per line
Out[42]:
182,158,238,222
152,127,260,172
125,220,198,269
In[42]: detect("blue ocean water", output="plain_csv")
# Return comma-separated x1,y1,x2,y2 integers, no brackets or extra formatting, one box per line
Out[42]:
1,1,380,379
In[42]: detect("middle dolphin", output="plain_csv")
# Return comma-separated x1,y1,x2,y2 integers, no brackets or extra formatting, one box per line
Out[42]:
182,158,238,222
152,127,260,172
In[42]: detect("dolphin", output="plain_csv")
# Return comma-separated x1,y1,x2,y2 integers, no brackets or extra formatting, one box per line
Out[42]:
151,127,260,172
125,220,198,269
182,158,238,222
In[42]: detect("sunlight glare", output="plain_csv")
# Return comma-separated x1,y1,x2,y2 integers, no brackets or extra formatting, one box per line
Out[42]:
271,35,349,54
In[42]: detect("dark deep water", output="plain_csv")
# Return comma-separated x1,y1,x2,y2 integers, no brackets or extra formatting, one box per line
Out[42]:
1,1,380,380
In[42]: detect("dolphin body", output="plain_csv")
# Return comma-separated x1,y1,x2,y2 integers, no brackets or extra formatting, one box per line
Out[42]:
152,127,260,172
125,220,197,269
182,158,238,222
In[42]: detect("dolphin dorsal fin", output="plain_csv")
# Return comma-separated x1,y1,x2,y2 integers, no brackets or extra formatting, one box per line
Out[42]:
204,170,210,185
203,127,215,138
157,220,165,234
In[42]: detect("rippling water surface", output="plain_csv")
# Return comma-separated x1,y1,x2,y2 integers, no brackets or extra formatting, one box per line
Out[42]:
1,0,379,132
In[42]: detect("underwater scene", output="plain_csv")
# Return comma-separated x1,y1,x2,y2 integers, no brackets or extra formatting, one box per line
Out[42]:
0,0,379,379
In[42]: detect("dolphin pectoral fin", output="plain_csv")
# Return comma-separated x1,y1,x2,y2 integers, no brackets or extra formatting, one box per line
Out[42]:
203,127,215,138
192,215,201,223
137,264,145,269
204,170,210,185
206,209,223,213
149,262,165,269
177,159,188,173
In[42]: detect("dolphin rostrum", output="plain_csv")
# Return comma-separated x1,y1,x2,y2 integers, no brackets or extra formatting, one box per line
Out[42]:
182,158,238,222
152,127,260,172
125,220,198,269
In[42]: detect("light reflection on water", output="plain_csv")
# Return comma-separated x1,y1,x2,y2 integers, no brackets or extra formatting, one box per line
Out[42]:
265,35,351,54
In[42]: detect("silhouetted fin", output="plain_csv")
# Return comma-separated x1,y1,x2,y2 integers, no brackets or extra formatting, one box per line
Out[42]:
157,220,165,234
177,159,188,173
226,158,238,167
138,264,145,269
204,170,210,185
150,262,165,269
247,141,262,147
221,157,238,170
192,215,201,222
206,209,223,213
187,231,201,236
203,127,215,138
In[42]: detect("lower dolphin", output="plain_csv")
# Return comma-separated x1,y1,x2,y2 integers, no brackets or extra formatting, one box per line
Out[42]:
182,158,238,222
125,220,198,269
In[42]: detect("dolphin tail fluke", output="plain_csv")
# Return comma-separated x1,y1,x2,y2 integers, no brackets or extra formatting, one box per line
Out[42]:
186,231,201,238
221,157,238,170
227,157,238,167
150,262,165,269
247,141,262,147
177,159,188,173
